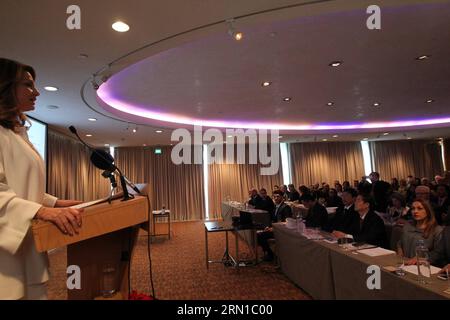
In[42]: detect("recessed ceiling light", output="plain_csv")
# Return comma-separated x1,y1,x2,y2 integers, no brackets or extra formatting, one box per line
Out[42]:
383,132,389,136
132,128,137,133
104,144,110,147
143,144,147,147
112,21,130,32
86,134,92,137
407,137,412,140
46,105,59,110
327,102,334,106
262,81,271,87
278,136,283,139
426,99,434,103
44,86,58,92
227,135,233,138
373,102,381,107
416,55,430,60
88,118,97,122
329,61,342,67
78,53,89,59
322,139,328,142
363,138,368,141
156,130,163,133
332,135,338,138
283,97,292,102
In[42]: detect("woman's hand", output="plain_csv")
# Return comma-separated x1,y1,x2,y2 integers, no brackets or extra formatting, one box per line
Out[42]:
405,257,417,265
36,207,83,236
55,199,83,207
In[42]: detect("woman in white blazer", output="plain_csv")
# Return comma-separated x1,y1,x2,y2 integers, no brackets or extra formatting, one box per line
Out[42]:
0,58,83,300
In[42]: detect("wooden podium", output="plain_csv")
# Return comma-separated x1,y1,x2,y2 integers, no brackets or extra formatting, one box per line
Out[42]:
32,196,149,300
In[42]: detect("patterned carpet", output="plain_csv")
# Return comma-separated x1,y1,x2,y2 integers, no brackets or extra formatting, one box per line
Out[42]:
47,221,310,300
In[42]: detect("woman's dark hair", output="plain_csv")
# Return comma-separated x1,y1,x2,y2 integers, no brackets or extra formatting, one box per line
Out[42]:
0,58,36,129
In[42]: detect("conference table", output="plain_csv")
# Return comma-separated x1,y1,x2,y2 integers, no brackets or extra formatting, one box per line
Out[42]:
273,223,450,300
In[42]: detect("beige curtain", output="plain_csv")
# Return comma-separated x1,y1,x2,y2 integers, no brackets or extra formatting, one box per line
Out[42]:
115,146,205,221
371,140,444,180
208,144,283,219
444,139,450,171
290,142,365,187
47,130,111,201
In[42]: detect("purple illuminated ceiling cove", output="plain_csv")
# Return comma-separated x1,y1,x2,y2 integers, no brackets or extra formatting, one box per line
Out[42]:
97,87,450,130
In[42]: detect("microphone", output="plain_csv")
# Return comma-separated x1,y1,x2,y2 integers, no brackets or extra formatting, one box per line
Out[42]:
68,125,133,201
102,170,117,189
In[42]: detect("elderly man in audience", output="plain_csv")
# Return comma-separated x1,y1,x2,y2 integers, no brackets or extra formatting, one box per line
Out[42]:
301,193,328,229
430,226,450,274
257,190,292,261
326,188,359,234
332,194,388,248
399,199,443,264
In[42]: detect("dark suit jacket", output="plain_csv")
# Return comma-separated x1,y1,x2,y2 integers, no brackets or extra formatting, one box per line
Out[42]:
371,180,392,212
254,196,275,215
432,197,450,225
327,204,360,235
430,226,450,268
353,210,388,248
248,195,262,207
305,202,328,229
288,191,300,202
272,202,292,223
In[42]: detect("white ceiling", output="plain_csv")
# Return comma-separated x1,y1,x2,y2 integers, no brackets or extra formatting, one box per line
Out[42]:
1,0,449,146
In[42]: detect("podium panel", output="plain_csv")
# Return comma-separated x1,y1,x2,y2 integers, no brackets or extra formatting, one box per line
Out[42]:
31,196,149,300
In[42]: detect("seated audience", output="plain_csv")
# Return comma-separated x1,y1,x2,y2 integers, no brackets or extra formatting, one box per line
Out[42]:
257,190,292,261
398,179,408,198
280,184,289,200
335,183,344,198
415,185,431,202
301,193,328,229
287,184,300,202
387,192,409,221
391,178,400,191
298,185,309,197
333,194,388,248
326,188,360,235
399,199,443,261
342,180,351,191
326,188,344,208
432,184,450,225
369,171,392,213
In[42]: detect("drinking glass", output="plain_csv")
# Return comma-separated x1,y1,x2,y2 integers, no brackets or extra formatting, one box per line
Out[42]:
395,254,406,276
101,262,117,297
417,257,431,284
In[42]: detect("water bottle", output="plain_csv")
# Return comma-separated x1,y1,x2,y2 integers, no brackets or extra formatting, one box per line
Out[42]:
415,239,431,284
296,216,304,234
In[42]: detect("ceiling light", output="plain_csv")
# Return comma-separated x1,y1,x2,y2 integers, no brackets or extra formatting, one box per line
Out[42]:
132,128,137,133
283,97,292,102
46,105,59,110
143,144,147,147
262,81,271,87
44,86,58,92
78,53,89,59
407,137,412,140
322,139,328,142
373,102,381,107
156,130,163,133
426,99,434,103
104,144,110,147
416,55,430,60
88,118,97,122
383,132,389,136
86,134,92,137
227,135,233,138
112,21,130,32
363,138,368,141
332,135,338,138
329,61,342,67
278,136,283,139
327,102,334,106
226,19,243,41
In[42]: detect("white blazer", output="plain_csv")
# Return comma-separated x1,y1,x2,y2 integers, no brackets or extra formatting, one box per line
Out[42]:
0,125,57,299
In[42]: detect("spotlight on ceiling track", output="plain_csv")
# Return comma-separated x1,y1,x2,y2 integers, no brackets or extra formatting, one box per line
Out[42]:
226,18,243,41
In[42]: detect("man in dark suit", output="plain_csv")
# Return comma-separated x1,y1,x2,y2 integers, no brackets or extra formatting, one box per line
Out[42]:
432,184,450,225
287,184,300,202
333,194,388,248
247,188,261,207
301,193,328,229
326,188,360,235
257,190,292,261
369,171,392,213
430,226,450,271
253,188,275,215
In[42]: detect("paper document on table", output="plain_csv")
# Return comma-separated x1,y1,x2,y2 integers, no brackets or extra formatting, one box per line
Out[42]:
403,265,441,275
70,193,123,209
357,247,396,256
